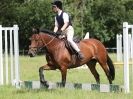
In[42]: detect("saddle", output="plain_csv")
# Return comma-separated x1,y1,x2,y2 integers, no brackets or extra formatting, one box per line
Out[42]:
62,36,81,55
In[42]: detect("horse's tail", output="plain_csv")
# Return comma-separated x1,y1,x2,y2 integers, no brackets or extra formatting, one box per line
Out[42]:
107,55,115,80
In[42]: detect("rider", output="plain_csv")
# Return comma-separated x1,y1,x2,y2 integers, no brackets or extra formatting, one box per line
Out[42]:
52,0,84,60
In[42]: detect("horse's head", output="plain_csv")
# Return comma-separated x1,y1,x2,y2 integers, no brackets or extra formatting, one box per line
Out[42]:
28,28,60,57
28,33,44,57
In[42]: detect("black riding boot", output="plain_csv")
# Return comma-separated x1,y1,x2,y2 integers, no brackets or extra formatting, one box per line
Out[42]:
77,51,84,60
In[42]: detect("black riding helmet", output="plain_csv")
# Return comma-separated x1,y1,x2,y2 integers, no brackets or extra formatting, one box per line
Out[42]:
51,0,62,10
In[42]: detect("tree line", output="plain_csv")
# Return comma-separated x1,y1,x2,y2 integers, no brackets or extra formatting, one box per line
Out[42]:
0,0,133,50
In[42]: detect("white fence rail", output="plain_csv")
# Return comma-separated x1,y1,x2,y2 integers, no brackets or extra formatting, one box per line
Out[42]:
116,34,133,62
123,22,133,93
0,25,20,87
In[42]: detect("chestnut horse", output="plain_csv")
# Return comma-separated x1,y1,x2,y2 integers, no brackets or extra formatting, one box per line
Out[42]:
28,29,115,87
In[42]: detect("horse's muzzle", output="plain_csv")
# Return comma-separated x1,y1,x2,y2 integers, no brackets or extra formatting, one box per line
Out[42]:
28,52,34,57
28,49,36,57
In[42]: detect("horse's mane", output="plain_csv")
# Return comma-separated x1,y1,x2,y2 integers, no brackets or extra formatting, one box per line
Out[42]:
39,29,57,37
39,28,81,42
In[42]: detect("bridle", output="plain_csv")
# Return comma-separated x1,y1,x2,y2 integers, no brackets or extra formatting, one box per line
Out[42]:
30,34,56,52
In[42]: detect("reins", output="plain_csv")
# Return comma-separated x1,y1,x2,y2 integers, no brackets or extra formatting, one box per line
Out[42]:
39,33,56,48
29,33,57,52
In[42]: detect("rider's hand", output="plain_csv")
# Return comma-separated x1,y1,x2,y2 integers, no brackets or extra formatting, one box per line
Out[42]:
59,35,65,39
56,30,62,36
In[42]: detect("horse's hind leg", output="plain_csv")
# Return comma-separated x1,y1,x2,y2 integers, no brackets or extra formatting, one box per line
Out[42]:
86,59,100,84
100,63,112,84
98,60,112,84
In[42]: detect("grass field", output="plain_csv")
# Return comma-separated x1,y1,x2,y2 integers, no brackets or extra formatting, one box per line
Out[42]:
0,54,133,99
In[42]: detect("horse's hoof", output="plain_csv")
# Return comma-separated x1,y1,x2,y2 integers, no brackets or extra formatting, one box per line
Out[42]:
57,82,65,88
40,81,49,88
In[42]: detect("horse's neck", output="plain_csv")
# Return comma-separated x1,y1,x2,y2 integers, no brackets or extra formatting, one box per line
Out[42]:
42,34,64,51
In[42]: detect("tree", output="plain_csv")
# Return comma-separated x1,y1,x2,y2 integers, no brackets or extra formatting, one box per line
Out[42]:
1,0,133,49
15,0,54,49
83,0,126,44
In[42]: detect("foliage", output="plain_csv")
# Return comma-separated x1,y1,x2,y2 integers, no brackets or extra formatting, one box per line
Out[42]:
0,0,133,49
83,0,126,42
15,0,54,49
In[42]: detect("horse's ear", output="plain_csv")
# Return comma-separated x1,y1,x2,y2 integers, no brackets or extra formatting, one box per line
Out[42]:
32,28,39,34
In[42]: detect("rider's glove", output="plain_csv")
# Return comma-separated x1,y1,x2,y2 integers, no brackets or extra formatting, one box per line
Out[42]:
56,30,62,36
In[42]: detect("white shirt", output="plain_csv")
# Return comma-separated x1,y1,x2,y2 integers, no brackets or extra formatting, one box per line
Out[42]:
55,10,69,26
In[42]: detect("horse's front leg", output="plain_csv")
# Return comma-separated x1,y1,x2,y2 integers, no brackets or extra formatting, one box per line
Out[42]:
60,66,67,87
39,64,56,88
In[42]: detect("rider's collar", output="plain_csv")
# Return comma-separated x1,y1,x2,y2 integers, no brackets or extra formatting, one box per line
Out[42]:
58,10,62,16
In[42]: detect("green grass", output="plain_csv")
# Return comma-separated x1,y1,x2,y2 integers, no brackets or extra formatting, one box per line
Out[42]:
0,85,132,99
0,54,133,99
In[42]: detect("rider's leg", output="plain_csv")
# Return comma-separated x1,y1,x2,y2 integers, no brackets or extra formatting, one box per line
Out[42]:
65,26,84,60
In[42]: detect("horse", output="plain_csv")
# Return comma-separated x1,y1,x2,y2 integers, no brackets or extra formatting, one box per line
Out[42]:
28,29,115,87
